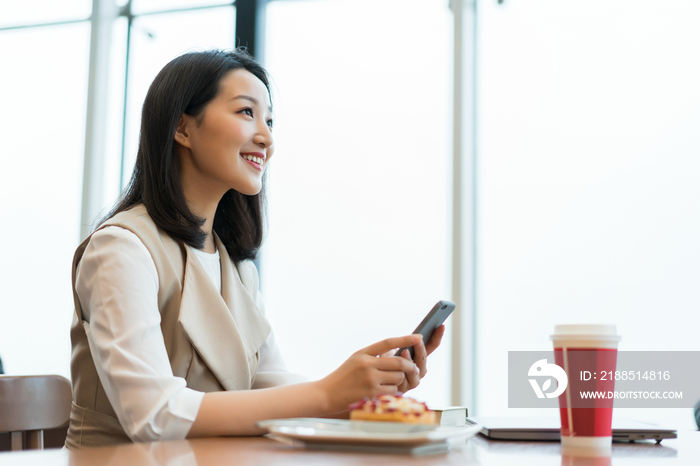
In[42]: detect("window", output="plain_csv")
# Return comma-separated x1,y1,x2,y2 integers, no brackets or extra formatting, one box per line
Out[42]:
0,1,236,379
263,0,453,405
120,6,236,188
476,0,700,428
0,22,90,376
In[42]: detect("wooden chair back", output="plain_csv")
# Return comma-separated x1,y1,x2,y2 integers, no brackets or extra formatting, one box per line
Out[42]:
0,375,72,450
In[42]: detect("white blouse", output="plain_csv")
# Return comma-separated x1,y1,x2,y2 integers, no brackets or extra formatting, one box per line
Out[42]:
75,226,302,442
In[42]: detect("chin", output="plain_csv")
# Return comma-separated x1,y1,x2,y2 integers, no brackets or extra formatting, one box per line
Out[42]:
232,183,262,196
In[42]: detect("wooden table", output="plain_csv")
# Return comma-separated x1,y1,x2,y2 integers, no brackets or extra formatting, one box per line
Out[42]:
0,431,698,465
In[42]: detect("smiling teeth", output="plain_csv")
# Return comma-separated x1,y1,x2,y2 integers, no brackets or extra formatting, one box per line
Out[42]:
242,154,263,165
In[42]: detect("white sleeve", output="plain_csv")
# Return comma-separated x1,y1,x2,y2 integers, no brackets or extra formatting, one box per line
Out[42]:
250,265,308,389
75,226,204,442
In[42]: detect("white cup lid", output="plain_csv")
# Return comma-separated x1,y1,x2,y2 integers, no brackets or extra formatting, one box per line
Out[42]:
552,324,618,336
550,324,621,344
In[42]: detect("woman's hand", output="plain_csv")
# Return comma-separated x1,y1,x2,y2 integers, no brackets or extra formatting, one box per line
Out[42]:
392,324,446,393
318,335,423,413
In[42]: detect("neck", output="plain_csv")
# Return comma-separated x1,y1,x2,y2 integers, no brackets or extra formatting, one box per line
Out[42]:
187,197,219,253
178,152,227,254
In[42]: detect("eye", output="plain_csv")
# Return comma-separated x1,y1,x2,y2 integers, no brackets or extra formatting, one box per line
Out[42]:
266,119,274,130
239,107,253,117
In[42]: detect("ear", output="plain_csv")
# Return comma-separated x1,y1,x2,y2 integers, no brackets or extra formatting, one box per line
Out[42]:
174,114,192,149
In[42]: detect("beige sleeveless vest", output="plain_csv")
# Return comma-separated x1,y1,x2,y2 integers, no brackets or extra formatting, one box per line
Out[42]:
65,205,271,448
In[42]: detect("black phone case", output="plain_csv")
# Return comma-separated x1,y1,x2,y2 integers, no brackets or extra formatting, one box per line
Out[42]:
396,300,456,358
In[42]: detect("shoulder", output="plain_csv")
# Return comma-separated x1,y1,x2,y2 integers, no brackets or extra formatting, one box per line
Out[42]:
91,225,149,249
99,204,184,269
105,204,157,235
76,226,158,306
84,226,154,268
90,206,160,265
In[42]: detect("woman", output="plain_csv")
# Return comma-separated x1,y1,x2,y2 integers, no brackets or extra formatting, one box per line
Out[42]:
66,49,444,448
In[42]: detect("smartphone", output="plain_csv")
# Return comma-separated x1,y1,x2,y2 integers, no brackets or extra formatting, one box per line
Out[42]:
396,300,456,359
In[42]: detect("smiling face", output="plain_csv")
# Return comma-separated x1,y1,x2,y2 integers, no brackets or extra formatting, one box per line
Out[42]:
175,68,274,200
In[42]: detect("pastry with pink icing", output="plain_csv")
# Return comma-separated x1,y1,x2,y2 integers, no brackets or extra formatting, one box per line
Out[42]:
348,394,436,424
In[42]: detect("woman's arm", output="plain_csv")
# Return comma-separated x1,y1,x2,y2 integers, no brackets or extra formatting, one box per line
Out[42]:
79,230,436,439
188,335,422,437
76,227,205,442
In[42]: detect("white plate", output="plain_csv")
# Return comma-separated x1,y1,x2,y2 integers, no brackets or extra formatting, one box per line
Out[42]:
258,418,482,447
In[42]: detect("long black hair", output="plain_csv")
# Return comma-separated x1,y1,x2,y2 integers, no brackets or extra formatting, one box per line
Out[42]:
104,49,270,263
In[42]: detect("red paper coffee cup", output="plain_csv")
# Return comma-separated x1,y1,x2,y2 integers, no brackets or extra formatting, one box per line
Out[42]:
551,324,621,448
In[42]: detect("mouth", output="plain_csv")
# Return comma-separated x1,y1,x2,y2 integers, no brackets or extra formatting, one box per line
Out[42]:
241,153,265,171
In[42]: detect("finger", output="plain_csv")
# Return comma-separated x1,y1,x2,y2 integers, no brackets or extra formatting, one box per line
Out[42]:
376,370,406,386
425,325,445,355
376,385,399,396
374,355,416,373
363,335,422,356
393,348,412,361
412,338,428,378
403,361,421,390
375,356,419,391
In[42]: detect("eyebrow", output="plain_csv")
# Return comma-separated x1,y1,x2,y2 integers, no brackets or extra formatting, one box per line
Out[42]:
229,94,273,113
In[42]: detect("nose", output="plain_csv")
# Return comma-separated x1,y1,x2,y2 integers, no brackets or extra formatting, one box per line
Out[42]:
253,121,273,149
